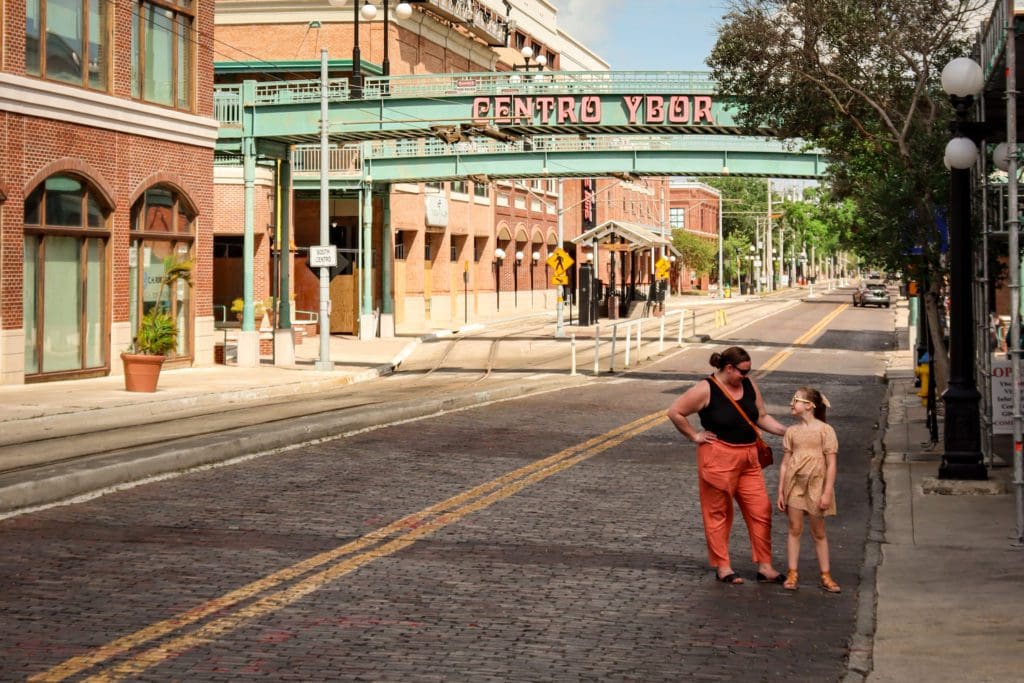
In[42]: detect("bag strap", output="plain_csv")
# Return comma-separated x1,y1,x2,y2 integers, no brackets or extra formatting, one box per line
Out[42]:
708,374,762,439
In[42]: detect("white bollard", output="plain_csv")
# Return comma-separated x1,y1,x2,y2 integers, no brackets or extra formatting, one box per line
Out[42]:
609,326,618,373
678,312,684,346
570,334,577,376
624,323,632,367
636,322,642,360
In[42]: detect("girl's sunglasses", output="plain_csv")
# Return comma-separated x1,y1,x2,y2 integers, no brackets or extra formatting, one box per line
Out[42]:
731,364,751,376
791,396,814,406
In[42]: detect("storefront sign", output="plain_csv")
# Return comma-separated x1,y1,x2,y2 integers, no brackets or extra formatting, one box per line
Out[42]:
581,178,596,230
425,194,449,228
991,358,1022,434
471,94,715,126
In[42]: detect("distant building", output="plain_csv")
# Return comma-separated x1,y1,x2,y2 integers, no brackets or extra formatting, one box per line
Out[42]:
668,180,720,291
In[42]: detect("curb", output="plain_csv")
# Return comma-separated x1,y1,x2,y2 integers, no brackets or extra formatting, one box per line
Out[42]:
842,365,894,681
0,362,398,447
0,374,590,516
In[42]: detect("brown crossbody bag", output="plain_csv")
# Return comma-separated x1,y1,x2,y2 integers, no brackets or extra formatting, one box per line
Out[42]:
708,375,774,468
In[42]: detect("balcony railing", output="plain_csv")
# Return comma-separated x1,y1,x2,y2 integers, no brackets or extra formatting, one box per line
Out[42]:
424,0,507,46
291,144,362,175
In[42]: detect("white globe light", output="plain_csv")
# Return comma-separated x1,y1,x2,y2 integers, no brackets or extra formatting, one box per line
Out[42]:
515,250,524,261
943,153,952,170
993,142,1013,172
509,74,521,84
360,2,377,20
941,57,984,98
586,253,594,262
494,248,505,259
945,137,979,169
394,1,413,19
669,255,677,263
521,45,534,60
532,251,540,261
536,55,547,67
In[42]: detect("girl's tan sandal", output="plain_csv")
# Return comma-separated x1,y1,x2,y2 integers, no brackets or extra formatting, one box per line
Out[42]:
783,569,799,590
820,572,841,593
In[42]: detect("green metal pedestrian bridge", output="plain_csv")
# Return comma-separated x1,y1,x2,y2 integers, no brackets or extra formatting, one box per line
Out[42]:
215,70,827,342
214,70,828,180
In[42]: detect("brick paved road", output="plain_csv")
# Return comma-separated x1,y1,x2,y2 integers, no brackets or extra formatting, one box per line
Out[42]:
0,298,889,681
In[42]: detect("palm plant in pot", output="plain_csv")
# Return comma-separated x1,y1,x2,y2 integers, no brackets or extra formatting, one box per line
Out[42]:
122,255,193,392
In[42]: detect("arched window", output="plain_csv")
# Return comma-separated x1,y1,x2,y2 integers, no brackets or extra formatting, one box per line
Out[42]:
23,174,110,379
129,186,195,359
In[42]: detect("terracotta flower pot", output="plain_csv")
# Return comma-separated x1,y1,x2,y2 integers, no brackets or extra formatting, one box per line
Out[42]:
121,352,166,392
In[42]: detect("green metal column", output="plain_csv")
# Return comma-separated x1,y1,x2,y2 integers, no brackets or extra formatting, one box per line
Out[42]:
241,80,257,333
279,154,292,330
362,185,373,317
242,137,256,332
381,185,393,316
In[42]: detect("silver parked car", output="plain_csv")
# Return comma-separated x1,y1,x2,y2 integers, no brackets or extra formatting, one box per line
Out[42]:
853,284,891,308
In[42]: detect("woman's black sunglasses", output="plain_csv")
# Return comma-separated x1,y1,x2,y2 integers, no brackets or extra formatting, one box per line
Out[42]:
731,364,751,376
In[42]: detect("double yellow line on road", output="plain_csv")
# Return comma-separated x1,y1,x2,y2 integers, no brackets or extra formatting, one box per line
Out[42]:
36,413,668,682
37,303,847,682
757,304,848,375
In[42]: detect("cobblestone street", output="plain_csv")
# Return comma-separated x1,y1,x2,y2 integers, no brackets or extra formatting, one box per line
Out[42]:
0,303,887,681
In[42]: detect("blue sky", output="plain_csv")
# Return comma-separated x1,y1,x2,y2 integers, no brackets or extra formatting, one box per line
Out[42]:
554,0,728,71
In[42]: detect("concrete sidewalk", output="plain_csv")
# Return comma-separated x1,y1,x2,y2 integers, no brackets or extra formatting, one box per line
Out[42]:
852,325,1024,681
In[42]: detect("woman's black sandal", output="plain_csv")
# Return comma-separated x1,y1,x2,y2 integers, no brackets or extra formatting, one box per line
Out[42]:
756,572,786,584
715,572,744,584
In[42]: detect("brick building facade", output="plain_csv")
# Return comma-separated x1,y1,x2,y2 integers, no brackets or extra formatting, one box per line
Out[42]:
1,0,218,384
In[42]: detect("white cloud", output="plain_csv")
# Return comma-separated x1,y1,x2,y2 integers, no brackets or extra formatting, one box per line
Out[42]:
556,0,625,46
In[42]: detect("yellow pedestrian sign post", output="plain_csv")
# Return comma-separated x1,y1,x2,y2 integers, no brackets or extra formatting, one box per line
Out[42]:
655,256,671,280
547,248,574,286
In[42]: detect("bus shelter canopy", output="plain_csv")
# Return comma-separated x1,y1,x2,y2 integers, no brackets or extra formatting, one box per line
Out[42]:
570,220,681,256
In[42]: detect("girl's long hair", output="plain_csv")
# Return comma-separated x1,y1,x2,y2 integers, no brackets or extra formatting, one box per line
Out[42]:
798,386,828,422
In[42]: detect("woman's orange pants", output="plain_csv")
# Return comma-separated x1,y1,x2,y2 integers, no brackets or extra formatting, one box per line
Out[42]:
696,440,773,568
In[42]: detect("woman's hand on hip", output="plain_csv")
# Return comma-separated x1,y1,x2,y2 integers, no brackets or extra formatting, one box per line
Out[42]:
694,430,717,444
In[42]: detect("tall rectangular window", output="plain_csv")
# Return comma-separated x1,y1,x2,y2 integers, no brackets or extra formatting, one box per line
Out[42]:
132,0,194,111
670,207,685,229
25,0,108,90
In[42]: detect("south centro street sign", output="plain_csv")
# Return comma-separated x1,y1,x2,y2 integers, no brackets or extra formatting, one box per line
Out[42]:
471,94,732,127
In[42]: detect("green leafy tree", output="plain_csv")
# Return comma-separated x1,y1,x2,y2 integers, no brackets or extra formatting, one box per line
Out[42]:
672,230,717,285
707,0,987,391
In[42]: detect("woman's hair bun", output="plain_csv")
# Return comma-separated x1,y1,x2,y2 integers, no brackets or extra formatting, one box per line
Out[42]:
709,352,722,368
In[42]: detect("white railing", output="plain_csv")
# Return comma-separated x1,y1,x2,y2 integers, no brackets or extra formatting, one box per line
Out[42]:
603,309,687,373
291,145,362,175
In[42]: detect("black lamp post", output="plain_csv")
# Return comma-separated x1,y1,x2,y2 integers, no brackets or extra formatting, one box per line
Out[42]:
512,45,547,72
334,1,422,96
514,250,523,307
531,251,539,306
494,247,505,312
939,56,987,480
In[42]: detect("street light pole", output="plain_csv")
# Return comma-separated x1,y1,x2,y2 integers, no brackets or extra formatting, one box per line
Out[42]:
939,56,987,480
494,248,505,312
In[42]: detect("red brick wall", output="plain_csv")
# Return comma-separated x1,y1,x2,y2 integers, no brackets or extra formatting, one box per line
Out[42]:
2,114,214,327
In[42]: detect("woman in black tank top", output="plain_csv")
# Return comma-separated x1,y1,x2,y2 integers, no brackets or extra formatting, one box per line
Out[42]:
666,346,787,585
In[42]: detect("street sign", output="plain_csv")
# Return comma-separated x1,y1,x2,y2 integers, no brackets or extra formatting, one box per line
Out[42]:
547,248,573,287
655,256,671,280
546,247,574,273
309,245,338,268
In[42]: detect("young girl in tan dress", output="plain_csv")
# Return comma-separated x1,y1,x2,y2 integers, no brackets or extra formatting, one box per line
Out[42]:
776,386,841,593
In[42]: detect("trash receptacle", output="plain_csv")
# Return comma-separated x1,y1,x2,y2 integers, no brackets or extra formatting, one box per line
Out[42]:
607,294,619,320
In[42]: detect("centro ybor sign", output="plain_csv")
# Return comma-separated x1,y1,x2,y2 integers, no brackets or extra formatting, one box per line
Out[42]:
471,94,716,126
